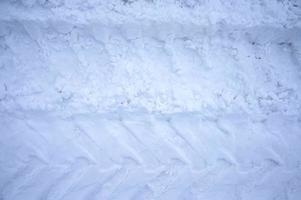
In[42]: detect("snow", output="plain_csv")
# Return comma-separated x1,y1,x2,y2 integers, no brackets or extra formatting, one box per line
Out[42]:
0,0,301,199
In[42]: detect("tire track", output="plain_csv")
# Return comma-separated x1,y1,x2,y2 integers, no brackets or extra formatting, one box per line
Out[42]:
0,112,301,200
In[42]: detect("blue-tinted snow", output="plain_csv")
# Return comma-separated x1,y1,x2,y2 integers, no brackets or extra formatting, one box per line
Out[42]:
0,0,301,199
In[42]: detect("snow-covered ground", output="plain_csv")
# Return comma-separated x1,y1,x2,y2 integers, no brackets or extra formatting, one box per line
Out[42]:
0,0,301,199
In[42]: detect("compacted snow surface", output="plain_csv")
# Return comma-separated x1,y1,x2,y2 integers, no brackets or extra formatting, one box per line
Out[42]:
0,0,301,199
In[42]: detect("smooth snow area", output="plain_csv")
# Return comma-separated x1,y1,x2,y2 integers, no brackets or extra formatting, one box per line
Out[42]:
0,0,301,199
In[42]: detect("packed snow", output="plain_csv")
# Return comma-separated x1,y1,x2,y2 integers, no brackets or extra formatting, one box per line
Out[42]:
0,0,301,199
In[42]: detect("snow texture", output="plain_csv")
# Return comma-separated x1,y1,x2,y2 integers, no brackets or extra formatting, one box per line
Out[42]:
0,0,301,199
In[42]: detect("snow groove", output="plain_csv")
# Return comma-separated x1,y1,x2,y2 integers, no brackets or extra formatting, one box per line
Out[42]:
0,111,301,200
